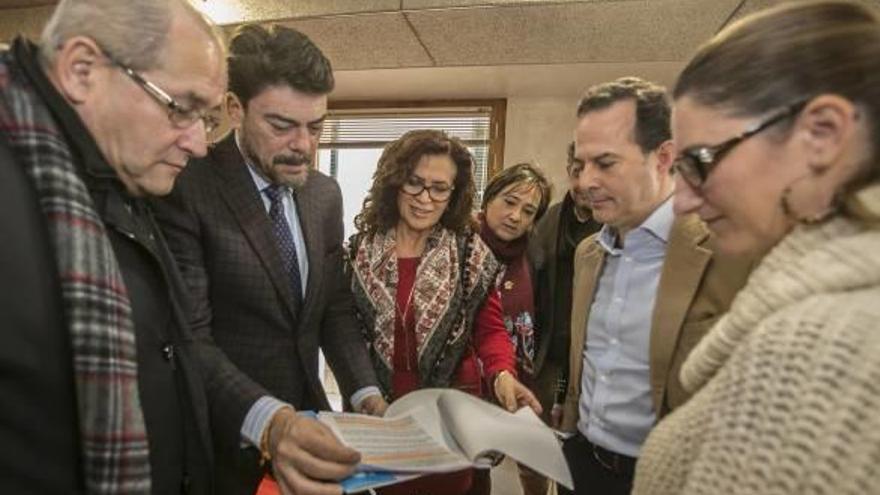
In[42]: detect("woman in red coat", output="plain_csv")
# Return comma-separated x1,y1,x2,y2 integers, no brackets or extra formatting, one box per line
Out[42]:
348,130,541,495
478,163,551,387
477,163,552,495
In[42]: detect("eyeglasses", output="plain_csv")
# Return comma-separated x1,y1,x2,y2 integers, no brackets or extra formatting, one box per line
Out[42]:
105,53,221,134
401,175,454,202
674,99,809,188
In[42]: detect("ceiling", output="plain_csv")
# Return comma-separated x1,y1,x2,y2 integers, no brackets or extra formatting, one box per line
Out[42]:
0,0,52,7
1,0,878,99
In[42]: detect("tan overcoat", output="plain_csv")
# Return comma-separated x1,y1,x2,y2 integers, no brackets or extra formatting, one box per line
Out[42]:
560,213,751,431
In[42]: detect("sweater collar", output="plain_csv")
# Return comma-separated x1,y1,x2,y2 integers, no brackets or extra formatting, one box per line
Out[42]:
680,211,880,393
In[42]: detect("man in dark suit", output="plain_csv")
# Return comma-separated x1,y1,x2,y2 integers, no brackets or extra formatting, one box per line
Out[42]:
153,24,386,495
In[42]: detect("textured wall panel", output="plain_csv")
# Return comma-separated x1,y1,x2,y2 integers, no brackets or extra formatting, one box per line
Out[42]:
283,13,434,70
408,0,739,66
331,60,682,100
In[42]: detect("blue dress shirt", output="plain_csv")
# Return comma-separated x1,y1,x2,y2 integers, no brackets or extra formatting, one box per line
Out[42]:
577,197,674,457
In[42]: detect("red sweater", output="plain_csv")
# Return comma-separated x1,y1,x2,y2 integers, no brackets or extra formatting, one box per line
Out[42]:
382,257,514,495
391,257,515,399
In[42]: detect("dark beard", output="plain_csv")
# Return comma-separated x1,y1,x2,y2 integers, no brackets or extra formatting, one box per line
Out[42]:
240,136,309,189
274,154,310,189
272,153,310,168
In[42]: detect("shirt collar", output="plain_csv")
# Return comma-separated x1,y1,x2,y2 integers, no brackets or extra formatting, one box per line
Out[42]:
596,195,675,254
641,195,675,243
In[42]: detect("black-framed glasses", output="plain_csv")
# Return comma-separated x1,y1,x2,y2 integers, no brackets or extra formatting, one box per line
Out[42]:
105,53,221,134
674,99,809,188
401,175,454,202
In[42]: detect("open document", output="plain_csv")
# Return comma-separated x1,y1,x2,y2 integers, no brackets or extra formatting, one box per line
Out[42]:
317,388,573,493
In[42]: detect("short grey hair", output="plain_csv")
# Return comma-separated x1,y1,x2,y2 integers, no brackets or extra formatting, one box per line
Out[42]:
39,0,222,71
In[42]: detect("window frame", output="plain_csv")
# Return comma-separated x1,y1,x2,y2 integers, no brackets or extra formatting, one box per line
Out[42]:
324,98,507,179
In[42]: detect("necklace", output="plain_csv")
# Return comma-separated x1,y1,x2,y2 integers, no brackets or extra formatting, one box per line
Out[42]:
396,266,418,372
396,284,416,328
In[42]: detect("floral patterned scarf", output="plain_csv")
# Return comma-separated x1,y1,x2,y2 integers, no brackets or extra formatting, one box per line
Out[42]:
349,226,499,392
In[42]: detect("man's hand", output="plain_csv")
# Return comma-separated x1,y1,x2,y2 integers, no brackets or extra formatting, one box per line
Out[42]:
267,408,360,495
356,394,388,417
493,371,543,415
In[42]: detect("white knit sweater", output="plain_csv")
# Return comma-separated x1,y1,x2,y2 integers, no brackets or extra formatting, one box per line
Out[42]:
632,198,880,495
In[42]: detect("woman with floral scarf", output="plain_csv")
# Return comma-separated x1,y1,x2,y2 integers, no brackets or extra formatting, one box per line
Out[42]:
348,129,541,495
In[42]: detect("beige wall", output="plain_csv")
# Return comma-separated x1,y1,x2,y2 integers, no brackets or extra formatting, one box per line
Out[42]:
503,96,578,202
0,5,51,43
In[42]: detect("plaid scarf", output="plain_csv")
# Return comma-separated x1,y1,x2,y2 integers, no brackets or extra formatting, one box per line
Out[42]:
1,41,150,494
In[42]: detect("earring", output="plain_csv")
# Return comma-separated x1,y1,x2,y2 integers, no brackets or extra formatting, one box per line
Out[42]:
780,184,839,225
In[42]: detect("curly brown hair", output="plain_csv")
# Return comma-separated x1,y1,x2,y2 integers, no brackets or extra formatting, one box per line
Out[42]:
354,129,476,236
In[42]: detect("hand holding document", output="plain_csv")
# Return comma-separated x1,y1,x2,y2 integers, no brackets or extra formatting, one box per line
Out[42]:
265,408,360,495
316,388,573,493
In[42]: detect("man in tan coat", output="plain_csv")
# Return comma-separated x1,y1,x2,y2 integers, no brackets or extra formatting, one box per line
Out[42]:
557,77,750,495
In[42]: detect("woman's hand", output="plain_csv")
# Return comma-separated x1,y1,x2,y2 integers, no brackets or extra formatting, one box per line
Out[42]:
493,370,543,415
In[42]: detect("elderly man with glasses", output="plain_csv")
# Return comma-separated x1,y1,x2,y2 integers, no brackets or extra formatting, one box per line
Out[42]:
0,1,363,495
554,77,753,495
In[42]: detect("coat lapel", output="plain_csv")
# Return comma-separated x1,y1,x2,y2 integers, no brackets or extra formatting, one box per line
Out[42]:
291,175,321,327
567,238,605,398
648,214,711,413
211,135,302,323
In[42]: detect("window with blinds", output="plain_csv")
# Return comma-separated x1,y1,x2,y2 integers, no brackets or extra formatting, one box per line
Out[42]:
320,113,492,146
316,100,506,238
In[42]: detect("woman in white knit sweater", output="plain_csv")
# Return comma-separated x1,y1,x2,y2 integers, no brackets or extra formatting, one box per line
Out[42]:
632,2,880,494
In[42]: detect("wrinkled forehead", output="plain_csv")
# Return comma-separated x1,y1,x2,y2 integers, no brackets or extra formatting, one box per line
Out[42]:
148,18,227,109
